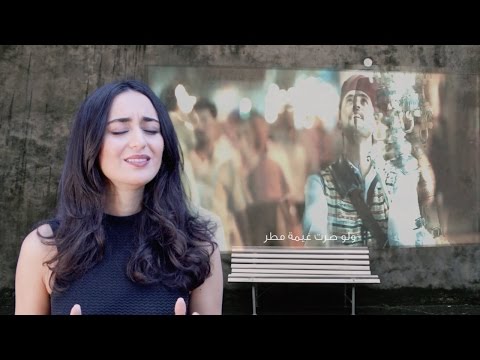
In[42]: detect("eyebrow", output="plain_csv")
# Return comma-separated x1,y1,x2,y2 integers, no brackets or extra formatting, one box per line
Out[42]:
107,116,159,124
345,93,369,99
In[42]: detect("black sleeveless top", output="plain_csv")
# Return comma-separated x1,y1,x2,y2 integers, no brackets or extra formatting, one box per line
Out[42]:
50,213,190,315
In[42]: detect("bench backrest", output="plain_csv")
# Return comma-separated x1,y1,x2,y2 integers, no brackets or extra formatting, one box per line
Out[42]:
228,246,380,284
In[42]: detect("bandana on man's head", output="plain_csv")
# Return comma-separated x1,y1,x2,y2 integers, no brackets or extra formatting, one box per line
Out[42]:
340,75,380,108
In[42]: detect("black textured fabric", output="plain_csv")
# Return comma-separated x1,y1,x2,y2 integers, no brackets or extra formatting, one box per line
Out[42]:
50,212,189,315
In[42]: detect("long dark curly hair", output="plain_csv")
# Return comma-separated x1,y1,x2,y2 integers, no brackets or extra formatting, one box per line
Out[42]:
40,79,217,293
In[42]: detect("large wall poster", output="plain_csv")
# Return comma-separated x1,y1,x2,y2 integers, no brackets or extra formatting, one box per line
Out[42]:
148,66,479,251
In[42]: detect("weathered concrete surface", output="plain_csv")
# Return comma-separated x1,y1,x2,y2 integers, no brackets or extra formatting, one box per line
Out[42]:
1,45,479,290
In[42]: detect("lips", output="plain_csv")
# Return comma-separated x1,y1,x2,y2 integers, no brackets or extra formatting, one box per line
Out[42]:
124,154,151,167
125,154,150,160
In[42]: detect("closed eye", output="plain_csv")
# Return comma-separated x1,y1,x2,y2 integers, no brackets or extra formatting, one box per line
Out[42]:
110,130,159,135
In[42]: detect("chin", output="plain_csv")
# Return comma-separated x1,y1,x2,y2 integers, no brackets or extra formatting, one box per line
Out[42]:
114,176,157,189
345,127,372,140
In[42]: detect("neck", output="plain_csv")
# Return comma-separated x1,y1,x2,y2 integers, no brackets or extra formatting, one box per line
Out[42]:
343,134,373,178
104,186,144,216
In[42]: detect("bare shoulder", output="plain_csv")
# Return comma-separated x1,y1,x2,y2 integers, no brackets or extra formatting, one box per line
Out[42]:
15,224,56,313
20,224,56,263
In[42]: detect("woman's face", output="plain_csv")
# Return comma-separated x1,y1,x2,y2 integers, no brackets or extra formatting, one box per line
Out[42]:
99,90,164,190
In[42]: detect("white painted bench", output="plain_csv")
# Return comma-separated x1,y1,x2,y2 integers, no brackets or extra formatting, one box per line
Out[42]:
227,246,380,315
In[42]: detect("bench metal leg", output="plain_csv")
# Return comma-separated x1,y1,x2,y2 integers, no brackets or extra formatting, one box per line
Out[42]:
351,285,356,315
344,284,355,315
252,284,257,315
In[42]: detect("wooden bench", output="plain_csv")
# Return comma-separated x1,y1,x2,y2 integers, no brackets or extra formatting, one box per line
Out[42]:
227,246,380,315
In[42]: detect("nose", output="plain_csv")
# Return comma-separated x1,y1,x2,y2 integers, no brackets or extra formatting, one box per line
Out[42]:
353,96,361,111
129,127,147,150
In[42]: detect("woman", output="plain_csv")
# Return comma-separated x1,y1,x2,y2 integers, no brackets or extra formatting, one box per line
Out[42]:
15,80,223,315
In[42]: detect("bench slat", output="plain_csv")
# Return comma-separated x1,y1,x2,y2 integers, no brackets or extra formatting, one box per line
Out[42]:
228,277,380,284
229,275,379,280
231,269,372,275
233,253,369,259
231,246,370,254
229,273,378,278
232,264,370,270
232,258,370,265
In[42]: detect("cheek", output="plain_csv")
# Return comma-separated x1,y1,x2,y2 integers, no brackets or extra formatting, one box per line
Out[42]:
156,136,165,155
339,111,349,127
340,105,350,118
98,144,107,170
366,113,377,127
152,137,165,165
98,147,112,176
98,139,121,171
99,141,111,161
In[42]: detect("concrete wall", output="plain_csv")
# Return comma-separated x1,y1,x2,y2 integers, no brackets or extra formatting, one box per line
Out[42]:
1,45,479,290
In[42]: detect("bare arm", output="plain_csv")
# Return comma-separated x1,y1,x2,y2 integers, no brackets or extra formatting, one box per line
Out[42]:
189,212,224,315
15,224,54,315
